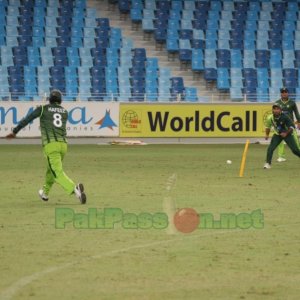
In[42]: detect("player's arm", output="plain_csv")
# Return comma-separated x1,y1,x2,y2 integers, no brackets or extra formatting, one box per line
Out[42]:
6,106,42,139
292,102,300,128
264,115,272,140
280,127,294,138
265,128,271,140
280,115,295,138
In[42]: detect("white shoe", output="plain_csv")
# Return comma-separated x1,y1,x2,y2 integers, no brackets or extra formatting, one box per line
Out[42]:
74,183,87,204
263,163,271,169
38,189,49,201
277,157,286,162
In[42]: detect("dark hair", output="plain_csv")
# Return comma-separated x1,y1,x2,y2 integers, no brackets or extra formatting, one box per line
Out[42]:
49,90,62,104
272,104,281,109
280,87,288,93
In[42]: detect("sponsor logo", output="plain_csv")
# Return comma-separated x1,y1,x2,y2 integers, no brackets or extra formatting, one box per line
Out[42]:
122,110,141,129
95,109,117,130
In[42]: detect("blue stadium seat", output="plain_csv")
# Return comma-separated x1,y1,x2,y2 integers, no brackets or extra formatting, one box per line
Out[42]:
145,0,155,9
184,87,198,102
217,76,230,90
223,1,234,11
118,0,130,14
181,19,193,30
179,39,191,50
158,85,171,102
65,66,78,79
256,87,270,102
230,87,243,101
282,39,294,51
204,68,217,81
90,66,104,77
166,38,179,54
295,88,300,102
78,85,91,101
143,8,155,19
78,75,91,87
247,10,259,21
230,50,242,68
192,49,204,72
131,8,142,23
145,85,158,102
65,85,78,101
231,76,243,88
193,19,206,30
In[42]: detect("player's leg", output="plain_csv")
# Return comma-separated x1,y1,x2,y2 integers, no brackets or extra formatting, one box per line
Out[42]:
266,134,283,164
44,142,76,195
277,141,286,162
38,150,56,201
292,130,300,149
41,165,55,197
284,132,300,158
60,142,87,203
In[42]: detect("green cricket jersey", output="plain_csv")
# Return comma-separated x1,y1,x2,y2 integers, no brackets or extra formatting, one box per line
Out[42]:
265,112,295,135
275,98,300,122
13,103,68,145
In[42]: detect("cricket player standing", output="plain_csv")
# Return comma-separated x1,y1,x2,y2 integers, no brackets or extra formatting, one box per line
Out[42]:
6,90,87,204
264,103,300,169
274,87,300,162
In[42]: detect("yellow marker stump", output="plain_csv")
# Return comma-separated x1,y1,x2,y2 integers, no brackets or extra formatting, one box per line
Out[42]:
239,139,250,177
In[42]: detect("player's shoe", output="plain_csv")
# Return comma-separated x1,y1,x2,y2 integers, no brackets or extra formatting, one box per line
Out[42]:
74,183,87,204
38,189,49,201
263,163,271,169
277,157,286,162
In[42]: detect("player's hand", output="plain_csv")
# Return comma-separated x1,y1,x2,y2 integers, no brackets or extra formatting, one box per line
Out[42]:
6,133,16,139
280,132,287,138
297,123,300,130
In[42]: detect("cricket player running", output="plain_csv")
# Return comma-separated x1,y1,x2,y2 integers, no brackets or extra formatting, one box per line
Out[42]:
264,103,300,169
274,87,300,162
6,90,87,204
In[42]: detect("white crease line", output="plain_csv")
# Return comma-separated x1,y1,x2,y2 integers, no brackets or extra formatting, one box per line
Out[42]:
163,173,178,235
0,229,244,300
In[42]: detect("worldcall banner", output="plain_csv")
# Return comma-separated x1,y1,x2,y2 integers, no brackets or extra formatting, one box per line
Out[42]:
120,103,273,137
0,102,119,137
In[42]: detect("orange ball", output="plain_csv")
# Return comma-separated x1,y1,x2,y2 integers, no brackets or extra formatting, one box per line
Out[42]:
173,208,199,233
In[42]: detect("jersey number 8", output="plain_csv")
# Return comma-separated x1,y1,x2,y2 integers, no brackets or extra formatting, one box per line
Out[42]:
53,113,63,127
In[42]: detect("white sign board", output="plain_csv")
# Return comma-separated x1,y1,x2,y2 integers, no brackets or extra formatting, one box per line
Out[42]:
0,102,119,137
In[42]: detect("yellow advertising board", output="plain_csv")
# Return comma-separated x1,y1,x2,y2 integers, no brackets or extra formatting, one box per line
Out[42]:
120,104,272,137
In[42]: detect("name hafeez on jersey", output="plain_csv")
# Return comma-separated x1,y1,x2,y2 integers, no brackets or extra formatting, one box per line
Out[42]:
48,107,67,114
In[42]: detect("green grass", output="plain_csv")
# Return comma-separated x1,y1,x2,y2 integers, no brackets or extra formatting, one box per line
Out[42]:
1,144,300,300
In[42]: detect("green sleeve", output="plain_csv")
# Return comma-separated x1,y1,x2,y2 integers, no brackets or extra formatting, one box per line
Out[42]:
264,114,273,129
292,102,300,122
13,106,43,134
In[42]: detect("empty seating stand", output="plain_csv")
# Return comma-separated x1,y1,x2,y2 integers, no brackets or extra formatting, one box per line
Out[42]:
0,0,197,102
127,0,300,102
6,0,300,102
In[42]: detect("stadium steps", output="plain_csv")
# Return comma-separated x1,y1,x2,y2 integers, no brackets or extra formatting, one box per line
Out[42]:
87,0,230,102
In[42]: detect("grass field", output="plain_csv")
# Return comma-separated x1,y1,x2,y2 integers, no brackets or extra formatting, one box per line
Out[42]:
0,143,300,300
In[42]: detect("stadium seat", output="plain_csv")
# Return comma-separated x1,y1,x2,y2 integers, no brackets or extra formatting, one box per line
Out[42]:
191,49,204,72
230,88,243,101
204,68,217,81
184,87,198,102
